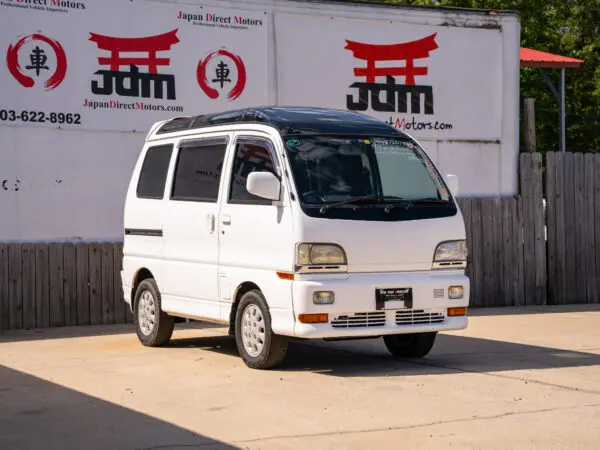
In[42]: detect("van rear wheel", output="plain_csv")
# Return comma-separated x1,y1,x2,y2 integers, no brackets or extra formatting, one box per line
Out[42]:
383,332,437,358
134,278,174,347
235,290,288,370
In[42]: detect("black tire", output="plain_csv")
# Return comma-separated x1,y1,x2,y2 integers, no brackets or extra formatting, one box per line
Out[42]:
134,278,174,347
235,289,288,370
383,332,437,358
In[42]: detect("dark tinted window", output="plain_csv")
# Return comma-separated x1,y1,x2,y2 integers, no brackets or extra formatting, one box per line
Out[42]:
171,137,228,202
136,144,173,199
229,139,278,204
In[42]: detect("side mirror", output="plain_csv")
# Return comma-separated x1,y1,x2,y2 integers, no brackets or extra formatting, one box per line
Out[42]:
446,174,459,197
247,171,281,201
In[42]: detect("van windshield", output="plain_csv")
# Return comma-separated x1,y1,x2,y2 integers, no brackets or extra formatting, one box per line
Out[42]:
283,135,456,221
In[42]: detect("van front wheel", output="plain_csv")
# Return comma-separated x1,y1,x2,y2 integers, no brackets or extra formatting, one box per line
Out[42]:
383,332,437,358
134,278,174,347
235,290,288,369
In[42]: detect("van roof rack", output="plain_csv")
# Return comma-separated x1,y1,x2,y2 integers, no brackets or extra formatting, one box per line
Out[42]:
153,106,407,138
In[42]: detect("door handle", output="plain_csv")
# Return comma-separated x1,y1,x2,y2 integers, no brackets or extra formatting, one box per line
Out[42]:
221,215,231,225
207,214,215,233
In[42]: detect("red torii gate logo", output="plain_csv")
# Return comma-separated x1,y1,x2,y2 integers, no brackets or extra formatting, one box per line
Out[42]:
345,33,438,115
89,29,179,100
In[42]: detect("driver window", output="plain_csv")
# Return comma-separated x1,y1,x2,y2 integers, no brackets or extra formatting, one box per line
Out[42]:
228,138,278,205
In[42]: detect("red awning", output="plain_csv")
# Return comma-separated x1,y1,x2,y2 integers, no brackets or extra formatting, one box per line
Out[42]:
520,47,583,69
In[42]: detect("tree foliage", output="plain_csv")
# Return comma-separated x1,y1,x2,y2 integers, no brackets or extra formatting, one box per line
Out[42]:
355,0,600,153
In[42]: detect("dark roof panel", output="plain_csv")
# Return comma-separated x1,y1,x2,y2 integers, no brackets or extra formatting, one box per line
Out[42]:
155,107,408,138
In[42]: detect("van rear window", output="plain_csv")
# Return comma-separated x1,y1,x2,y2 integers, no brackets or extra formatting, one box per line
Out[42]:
171,137,228,202
136,144,173,199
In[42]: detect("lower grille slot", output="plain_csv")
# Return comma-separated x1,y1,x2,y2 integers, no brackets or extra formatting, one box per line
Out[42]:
331,312,386,328
395,309,445,326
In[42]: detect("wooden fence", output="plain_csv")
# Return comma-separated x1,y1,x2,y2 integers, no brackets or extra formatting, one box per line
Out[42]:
0,152,598,332
0,242,132,332
545,152,600,305
457,153,547,307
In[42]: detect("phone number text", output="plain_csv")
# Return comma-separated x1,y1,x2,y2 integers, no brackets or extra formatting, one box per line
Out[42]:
0,109,82,125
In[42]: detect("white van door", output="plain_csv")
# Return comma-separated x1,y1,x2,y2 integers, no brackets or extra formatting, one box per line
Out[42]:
217,133,293,321
160,134,231,320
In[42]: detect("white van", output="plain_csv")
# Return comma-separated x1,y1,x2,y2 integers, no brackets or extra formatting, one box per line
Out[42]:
121,107,470,369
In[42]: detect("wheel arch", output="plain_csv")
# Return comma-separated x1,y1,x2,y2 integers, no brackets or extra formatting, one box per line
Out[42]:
131,267,155,312
228,281,262,335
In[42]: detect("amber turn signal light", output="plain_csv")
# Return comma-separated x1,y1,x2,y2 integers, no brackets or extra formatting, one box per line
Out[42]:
447,307,468,317
298,313,329,324
276,271,294,280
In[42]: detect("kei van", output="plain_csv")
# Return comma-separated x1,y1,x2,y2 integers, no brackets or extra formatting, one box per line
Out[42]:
121,107,470,369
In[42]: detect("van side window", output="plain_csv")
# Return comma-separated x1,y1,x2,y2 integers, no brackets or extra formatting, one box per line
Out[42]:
171,137,228,203
229,139,278,205
136,144,173,199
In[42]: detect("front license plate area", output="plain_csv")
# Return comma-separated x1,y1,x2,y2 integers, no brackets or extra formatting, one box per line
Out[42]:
376,288,413,310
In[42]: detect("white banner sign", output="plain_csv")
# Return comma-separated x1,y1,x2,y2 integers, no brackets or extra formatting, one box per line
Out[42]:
274,13,503,140
0,0,268,132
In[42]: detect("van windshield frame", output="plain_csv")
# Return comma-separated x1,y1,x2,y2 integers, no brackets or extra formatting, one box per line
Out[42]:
281,134,458,222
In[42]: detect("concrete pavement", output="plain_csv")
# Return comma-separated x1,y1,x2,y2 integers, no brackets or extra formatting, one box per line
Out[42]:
1,305,599,449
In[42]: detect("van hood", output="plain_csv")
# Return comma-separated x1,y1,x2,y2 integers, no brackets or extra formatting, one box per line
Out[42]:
295,211,466,273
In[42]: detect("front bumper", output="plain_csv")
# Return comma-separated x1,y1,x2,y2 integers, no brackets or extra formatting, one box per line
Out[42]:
291,271,469,339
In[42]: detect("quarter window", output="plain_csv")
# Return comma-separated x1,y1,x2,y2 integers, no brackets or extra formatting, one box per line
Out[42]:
136,144,173,199
171,137,228,202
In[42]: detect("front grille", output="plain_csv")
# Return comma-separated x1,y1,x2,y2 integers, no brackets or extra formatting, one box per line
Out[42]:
331,312,387,328
395,310,445,326
433,288,445,299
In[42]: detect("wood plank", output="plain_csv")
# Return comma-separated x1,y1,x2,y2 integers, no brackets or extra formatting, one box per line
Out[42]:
34,244,50,329
520,153,535,305
502,197,514,307
101,244,115,325
545,152,558,305
89,243,103,325
574,153,586,303
470,198,484,307
63,243,78,326
563,152,576,304
577,153,588,303
531,153,546,305
523,98,536,152
76,243,90,325
596,154,600,304
482,198,495,307
8,244,23,330
0,244,8,331
113,242,128,324
493,197,505,306
513,196,526,306
48,243,65,328
22,244,37,329
555,152,567,305
584,153,597,304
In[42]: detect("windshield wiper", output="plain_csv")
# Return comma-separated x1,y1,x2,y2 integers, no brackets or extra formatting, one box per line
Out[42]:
318,195,406,214
316,196,453,215
408,198,452,204
380,198,452,213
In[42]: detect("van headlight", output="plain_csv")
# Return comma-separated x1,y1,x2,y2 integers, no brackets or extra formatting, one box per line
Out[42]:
296,243,347,272
433,240,467,269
